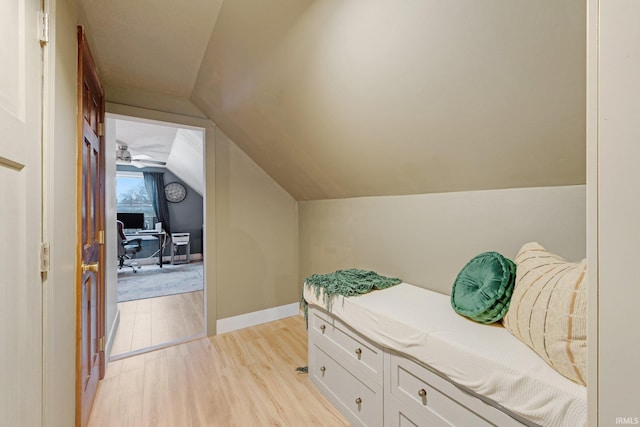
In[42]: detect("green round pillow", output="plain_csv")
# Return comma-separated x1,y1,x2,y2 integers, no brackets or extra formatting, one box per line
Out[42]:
450,251,516,324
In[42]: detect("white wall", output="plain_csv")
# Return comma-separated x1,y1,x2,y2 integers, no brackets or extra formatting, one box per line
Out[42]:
215,128,299,319
590,1,640,423
42,0,80,425
300,185,586,295
104,118,119,358
586,1,598,423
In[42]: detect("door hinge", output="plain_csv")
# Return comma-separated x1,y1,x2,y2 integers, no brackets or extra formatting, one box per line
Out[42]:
97,230,105,245
40,242,50,272
38,12,49,44
98,336,105,352
97,122,104,137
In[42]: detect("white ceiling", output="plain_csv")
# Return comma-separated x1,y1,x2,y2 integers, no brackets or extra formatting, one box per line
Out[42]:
114,117,205,196
83,0,587,201
115,119,177,164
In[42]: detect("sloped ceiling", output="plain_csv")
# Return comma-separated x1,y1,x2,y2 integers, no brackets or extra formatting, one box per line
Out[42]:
81,0,223,118
113,118,205,196
82,0,586,201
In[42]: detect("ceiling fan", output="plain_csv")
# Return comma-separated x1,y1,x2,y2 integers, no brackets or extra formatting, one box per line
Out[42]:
116,143,166,168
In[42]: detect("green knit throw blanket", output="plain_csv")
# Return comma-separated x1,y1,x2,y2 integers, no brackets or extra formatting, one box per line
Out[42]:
302,269,402,325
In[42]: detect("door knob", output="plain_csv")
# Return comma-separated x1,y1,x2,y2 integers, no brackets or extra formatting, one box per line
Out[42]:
81,262,99,273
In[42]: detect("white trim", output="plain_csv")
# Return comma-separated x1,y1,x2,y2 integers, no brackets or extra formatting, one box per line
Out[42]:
105,309,120,365
110,331,205,361
216,303,300,335
41,0,55,424
585,0,599,424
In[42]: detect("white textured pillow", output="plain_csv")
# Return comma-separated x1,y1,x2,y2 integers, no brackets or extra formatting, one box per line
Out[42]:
503,242,587,386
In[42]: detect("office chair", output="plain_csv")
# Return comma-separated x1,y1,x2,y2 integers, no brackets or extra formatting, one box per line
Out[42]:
117,220,143,272
170,233,191,265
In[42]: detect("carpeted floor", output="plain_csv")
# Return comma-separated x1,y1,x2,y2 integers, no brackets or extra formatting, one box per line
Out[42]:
117,261,204,302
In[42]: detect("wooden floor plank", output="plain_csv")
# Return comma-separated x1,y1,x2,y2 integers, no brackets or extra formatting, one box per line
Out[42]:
89,315,349,427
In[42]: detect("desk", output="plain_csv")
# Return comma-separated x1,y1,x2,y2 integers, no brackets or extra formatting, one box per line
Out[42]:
126,231,166,268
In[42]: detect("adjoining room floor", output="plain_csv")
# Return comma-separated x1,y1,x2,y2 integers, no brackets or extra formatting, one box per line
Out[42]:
117,261,204,303
110,291,205,358
112,258,205,358
89,315,349,427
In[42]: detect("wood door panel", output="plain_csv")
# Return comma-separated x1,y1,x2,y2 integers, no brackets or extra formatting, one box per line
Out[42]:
81,131,100,249
77,26,105,427
80,274,98,398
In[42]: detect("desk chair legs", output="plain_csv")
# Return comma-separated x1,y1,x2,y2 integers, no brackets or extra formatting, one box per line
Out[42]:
170,233,191,265
118,255,140,272
119,238,143,273
117,220,143,272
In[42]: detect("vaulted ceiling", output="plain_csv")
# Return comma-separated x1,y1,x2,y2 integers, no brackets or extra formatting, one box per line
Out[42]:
81,0,586,201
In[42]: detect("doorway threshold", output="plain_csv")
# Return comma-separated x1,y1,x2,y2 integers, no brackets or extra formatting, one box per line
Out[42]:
109,332,206,362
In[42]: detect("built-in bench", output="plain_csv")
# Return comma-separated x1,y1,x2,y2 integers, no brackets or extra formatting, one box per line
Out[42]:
304,282,586,427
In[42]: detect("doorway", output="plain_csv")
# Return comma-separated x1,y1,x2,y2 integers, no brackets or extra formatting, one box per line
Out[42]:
105,115,206,359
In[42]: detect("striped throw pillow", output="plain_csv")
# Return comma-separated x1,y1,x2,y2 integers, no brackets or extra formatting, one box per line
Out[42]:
502,242,587,386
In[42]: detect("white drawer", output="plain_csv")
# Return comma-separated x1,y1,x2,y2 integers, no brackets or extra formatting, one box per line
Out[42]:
387,353,494,427
310,343,383,427
385,393,450,427
309,307,383,382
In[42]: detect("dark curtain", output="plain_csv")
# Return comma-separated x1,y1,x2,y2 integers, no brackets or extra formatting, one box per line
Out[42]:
143,172,171,235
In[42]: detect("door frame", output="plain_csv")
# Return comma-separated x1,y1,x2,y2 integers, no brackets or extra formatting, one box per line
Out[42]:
105,113,209,351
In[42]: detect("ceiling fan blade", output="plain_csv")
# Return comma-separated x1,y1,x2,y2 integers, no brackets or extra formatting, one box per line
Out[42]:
127,159,166,168
131,160,146,168
140,159,167,166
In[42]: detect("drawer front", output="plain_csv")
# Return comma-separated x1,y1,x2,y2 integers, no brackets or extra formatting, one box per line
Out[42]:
388,355,493,427
309,308,383,382
310,344,383,427
309,308,332,337
385,393,451,427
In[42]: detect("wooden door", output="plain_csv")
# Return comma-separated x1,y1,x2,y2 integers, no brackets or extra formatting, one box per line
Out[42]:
77,26,106,427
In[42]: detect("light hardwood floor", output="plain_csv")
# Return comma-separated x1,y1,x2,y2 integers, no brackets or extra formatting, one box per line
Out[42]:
111,291,205,358
89,315,349,427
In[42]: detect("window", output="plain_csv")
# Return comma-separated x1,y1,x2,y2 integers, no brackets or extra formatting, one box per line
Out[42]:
116,171,156,231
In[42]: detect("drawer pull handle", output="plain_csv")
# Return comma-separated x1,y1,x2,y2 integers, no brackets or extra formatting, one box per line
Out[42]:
418,388,427,398
355,348,362,356
355,397,362,405
320,366,326,374
320,325,326,333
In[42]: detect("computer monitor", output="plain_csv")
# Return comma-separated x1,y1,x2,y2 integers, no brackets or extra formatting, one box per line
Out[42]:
117,212,145,230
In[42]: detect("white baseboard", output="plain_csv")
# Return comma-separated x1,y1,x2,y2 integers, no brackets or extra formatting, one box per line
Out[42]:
216,302,300,334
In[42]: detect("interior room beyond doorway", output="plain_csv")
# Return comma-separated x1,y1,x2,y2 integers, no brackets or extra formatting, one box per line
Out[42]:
107,114,206,359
